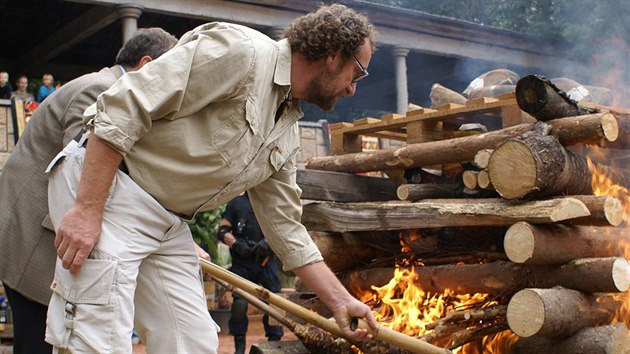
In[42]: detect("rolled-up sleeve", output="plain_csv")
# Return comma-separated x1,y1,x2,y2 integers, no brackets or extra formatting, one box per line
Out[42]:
248,165,323,271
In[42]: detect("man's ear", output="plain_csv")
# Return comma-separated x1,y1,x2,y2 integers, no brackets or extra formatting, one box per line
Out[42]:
137,55,153,69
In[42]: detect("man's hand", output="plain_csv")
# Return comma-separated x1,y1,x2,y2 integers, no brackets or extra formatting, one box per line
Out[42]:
231,239,256,258
251,239,272,264
194,243,211,261
54,206,102,274
332,297,378,341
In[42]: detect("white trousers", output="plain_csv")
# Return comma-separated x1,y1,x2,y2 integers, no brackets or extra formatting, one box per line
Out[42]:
46,141,219,353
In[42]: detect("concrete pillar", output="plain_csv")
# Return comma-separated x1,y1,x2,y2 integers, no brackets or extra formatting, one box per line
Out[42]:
392,47,410,114
267,27,285,41
117,5,143,43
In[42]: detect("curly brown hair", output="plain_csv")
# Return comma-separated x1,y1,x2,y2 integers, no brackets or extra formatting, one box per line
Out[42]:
285,4,376,62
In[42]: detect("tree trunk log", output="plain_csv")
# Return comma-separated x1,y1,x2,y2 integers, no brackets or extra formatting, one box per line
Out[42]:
477,170,494,190
462,171,479,189
506,287,619,337
339,258,630,297
396,184,460,201
309,230,401,272
473,149,493,169
296,169,397,202
558,195,624,227
306,113,618,173
488,134,594,199
515,75,591,121
510,323,630,354
301,198,590,232
504,222,630,264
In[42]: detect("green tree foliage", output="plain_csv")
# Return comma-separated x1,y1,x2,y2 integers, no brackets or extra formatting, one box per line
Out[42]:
188,205,229,266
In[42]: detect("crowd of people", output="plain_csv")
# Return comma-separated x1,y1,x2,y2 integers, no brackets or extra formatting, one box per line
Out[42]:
0,71,58,116
0,4,377,354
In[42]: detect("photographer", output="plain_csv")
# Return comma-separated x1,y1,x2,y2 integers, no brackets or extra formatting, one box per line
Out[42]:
217,192,283,354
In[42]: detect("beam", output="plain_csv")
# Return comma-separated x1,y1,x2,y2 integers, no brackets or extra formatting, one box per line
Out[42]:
14,6,120,73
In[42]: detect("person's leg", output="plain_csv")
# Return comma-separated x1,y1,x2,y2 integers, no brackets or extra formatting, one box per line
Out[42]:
258,260,284,340
3,285,52,354
134,218,219,354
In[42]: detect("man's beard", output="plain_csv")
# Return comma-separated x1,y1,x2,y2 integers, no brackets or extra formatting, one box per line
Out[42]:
304,66,343,112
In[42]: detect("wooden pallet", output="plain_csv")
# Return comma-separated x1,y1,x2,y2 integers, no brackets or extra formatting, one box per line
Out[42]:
330,93,529,155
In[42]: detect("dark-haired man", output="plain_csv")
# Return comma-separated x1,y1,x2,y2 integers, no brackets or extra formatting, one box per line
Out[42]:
49,4,378,353
0,27,178,354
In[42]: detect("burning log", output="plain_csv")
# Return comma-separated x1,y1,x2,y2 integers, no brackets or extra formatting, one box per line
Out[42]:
515,75,593,121
396,184,460,201
506,287,621,337
301,198,591,232
306,113,618,173
340,259,630,297
309,230,401,272
510,323,630,354
487,134,593,199
421,305,508,346
504,222,630,264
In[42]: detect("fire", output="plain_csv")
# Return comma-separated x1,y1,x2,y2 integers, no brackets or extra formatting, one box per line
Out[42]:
587,157,630,219
357,267,516,353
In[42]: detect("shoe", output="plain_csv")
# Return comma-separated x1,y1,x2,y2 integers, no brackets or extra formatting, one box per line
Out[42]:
234,335,246,354
267,335,281,342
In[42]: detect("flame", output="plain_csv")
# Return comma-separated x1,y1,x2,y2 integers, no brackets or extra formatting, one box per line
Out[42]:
587,157,630,219
357,267,517,353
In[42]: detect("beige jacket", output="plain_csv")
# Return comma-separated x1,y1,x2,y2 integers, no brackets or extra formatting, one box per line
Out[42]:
85,22,322,270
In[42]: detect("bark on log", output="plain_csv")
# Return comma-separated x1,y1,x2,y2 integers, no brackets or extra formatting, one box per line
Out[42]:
296,169,397,202
504,222,630,264
430,83,467,107
510,323,630,354
339,258,630,297
306,113,618,173
488,134,593,199
301,198,590,232
506,287,618,337
515,75,593,121
396,184,460,201
309,230,401,272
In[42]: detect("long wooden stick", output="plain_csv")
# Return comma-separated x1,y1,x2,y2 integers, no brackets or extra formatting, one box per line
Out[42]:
199,258,452,354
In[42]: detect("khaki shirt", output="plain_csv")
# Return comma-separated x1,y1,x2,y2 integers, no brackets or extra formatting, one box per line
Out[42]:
84,22,322,270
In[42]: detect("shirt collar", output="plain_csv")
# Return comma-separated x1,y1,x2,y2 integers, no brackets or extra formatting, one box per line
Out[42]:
274,39,292,88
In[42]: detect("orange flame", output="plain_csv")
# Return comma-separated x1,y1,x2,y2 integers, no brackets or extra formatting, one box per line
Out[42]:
357,267,517,353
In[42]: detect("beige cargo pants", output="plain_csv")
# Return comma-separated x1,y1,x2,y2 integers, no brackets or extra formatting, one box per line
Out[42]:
46,140,219,353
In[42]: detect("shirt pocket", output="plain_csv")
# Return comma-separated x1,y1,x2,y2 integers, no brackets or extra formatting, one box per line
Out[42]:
269,143,299,172
211,101,258,166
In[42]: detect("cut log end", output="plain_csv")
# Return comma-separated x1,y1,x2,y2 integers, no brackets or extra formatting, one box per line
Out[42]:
462,170,479,189
504,222,535,264
488,140,537,199
506,289,546,337
612,258,630,292
550,198,590,222
604,196,624,226
602,113,620,142
397,185,410,201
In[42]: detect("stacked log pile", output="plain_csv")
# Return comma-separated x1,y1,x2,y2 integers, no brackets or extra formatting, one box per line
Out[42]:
297,75,630,353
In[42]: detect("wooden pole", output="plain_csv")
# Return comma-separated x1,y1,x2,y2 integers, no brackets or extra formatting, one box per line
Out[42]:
199,258,452,354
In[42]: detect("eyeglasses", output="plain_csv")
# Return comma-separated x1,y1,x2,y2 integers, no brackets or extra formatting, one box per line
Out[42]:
351,54,369,83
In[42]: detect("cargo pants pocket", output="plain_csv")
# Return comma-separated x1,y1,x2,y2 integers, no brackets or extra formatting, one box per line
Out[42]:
46,258,118,353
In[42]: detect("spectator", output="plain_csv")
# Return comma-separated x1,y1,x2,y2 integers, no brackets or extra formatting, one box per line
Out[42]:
36,73,55,102
11,75,34,103
0,71,12,99
0,28,178,354
218,192,283,353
